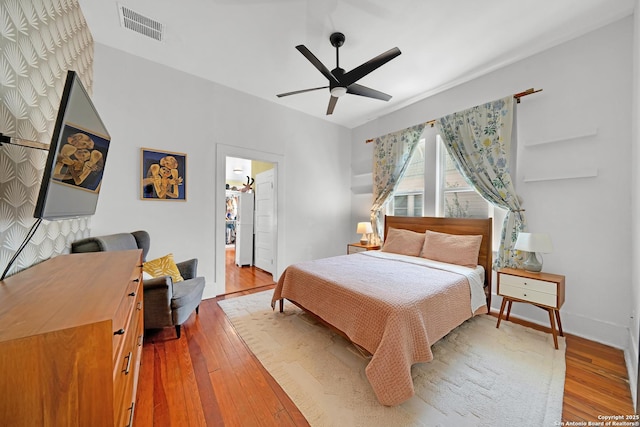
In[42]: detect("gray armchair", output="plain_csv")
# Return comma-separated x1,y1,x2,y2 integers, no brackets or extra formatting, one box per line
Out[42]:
71,231,205,338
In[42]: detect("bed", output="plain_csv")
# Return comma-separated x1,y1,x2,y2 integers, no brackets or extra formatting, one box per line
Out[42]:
271,216,493,406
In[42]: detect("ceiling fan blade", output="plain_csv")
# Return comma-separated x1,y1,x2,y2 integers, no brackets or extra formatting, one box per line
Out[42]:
296,45,340,85
276,86,329,98
340,47,401,87
326,96,339,115
347,83,392,101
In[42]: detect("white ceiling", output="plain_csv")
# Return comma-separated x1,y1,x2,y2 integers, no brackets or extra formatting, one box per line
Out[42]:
226,157,252,183
78,0,634,129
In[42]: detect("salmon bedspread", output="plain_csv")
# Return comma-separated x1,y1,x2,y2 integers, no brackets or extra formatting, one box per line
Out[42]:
271,251,487,406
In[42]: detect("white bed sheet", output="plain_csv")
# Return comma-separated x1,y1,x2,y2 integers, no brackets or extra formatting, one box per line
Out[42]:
358,250,487,313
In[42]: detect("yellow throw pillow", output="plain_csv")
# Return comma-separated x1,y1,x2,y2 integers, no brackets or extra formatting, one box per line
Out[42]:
143,253,184,283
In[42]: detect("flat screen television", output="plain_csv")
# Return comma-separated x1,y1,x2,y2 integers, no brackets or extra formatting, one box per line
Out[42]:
34,70,111,220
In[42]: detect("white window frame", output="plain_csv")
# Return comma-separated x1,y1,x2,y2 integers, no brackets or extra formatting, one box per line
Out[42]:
390,192,424,217
386,138,426,217
386,134,505,250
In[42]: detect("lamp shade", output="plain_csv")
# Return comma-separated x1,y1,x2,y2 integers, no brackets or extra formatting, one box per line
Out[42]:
356,222,373,234
514,232,553,253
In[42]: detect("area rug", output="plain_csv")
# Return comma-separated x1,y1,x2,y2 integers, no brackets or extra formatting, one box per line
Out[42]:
218,290,566,427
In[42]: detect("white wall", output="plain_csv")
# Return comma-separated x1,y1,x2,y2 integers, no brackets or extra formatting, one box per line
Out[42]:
89,43,352,298
351,17,634,349
629,0,640,408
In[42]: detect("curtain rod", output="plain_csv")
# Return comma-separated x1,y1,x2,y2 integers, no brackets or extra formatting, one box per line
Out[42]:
365,88,542,142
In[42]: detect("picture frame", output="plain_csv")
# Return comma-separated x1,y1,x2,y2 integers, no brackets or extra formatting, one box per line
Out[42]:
140,148,187,201
51,124,110,193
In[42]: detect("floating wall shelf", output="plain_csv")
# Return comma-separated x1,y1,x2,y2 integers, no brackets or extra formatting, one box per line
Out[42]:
524,128,598,147
523,168,598,183
351,172,373,195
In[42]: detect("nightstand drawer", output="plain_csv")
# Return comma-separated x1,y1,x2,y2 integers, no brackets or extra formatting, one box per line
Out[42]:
500,273,557,294
347,243,380,254
348,245,367,254
499,283,557,307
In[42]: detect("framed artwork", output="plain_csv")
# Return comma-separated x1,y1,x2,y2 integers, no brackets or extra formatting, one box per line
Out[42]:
141,148,187,201
52,124,110,193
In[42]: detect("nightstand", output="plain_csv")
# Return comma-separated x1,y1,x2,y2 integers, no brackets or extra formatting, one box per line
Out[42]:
496,267,566,349
347,242,380,254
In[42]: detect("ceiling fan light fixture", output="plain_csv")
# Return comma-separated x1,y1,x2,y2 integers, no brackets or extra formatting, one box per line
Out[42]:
276,32,401,114
330,87,347,97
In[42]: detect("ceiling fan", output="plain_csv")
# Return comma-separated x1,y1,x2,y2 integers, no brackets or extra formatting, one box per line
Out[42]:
277,32,401,115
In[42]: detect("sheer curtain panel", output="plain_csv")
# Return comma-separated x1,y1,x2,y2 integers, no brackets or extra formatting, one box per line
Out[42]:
370,124,426,244
436,96,527,268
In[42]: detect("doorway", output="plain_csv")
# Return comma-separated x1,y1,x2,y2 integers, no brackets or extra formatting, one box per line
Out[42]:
224,156,276,294
214,144,284,297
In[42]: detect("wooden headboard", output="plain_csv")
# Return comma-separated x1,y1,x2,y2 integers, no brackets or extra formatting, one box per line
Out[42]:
384,215,493,308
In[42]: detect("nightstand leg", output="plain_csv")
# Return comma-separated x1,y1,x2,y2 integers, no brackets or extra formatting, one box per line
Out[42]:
554,309,564,337
496,298,507,328
547,309,559,349
505,300,513,321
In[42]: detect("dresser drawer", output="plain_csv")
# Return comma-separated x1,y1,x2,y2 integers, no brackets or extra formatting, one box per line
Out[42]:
113,290,143,425
499,273,557,294
126,266,142,296
115,368,136,427
112,278,142,360
499,283,558,307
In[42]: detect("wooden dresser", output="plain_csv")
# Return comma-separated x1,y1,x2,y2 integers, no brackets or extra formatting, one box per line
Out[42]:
0,250,144,426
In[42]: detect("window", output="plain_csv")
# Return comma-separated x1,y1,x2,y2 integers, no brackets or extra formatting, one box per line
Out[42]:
386,134,505,250
388,139,425,217
392,193,423,217
436,135,491,219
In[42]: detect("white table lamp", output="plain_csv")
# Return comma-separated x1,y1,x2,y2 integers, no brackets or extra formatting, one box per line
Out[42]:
357,222,373,245
514,232,553,272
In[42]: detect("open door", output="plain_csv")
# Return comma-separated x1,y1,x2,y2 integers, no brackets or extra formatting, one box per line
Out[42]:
254,168,275,275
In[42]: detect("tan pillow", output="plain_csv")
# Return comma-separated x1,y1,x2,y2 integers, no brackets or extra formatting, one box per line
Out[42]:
143,253,184,282
421,230,482,268
381,228,425,257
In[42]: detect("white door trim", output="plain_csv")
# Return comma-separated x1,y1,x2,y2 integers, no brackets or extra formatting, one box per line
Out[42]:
212,144,285,298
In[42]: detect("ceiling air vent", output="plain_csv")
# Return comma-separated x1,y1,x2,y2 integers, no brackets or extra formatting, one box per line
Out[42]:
118,5,164,42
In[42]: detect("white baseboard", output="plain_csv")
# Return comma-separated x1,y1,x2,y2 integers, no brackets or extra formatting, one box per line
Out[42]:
626,328,638,410
490,301,628,349
561,311,628,349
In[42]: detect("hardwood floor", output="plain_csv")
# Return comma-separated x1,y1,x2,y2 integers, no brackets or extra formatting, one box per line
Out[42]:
224,247,274,294
133,261,634,426
134,292,307,427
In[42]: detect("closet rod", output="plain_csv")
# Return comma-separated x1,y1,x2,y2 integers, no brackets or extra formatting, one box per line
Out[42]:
365,88,543,142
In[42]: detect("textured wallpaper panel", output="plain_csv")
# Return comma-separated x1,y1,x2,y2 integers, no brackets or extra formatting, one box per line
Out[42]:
0,0,94,277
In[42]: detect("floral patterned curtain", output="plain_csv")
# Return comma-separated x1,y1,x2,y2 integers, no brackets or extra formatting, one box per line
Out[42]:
436,96,526,269
370,124,426,244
